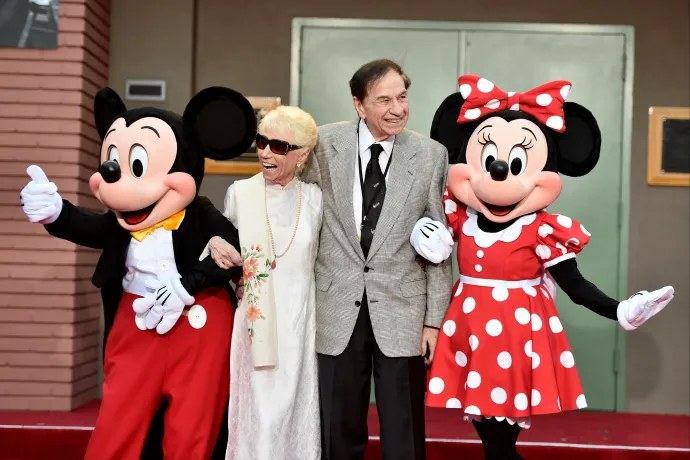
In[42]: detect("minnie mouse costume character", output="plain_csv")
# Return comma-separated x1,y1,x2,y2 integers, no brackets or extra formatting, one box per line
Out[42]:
411,75,674,459
19,86,256,460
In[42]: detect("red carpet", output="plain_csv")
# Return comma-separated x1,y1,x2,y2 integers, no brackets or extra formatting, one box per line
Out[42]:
1,401,688,459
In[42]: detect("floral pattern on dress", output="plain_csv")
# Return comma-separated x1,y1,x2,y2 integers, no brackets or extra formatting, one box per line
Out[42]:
241,244,271,342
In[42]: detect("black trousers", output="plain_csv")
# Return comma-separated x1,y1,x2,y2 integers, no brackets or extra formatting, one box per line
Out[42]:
318,293,426,460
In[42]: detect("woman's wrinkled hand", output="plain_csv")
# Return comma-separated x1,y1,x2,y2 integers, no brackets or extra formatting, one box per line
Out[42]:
209,236,243,269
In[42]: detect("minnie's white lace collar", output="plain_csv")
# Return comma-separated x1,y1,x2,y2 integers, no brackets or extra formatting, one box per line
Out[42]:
462,207,536,248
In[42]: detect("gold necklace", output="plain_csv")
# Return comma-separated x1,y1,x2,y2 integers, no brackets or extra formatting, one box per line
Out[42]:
265,177,302,269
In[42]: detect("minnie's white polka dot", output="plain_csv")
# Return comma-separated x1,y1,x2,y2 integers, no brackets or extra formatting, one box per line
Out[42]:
465,405,481,415
581,224,591,236
531,314,543,331
463,297,476,314
470,335,479,351
531,389,542,407
531,352,541,369
486,319,503,337
549,316,564,333
456,351,468,367
467,371,482,389
555,242,568,255
560,85,571,100
429,377,445,394
510,103,520,111
444,200,457,214
443,320,456,337
491,387,507,404
508,91,516,97
536,245,551,259
557,397,561,411
492,287,509,302
514,393,528,411
446,398,462,409
566,238,580,247
475,264,483,272
485,99,500,109
523,286,537,297
515,307,530,325
538,224,554,238
460,84,472,99
465,108,482,120
536,94,553,106
497,351,512,369
556,215,573,228
476,250,484,258
560,351,575,368
454,282,464,297
524,340,533,357
477,78,494,93
576,394,587,409
541,288,550,299
546,116,564,130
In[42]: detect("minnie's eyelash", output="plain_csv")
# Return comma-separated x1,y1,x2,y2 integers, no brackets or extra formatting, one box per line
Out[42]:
518,136,534,150
477,131,534,149
478,130,493,145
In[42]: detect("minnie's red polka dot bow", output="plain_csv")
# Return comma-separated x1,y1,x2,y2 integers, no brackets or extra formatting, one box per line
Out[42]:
456,75,572,133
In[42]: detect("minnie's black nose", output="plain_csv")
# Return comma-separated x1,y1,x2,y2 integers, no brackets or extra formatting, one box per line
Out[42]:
100,161,121,183
489,160,509,181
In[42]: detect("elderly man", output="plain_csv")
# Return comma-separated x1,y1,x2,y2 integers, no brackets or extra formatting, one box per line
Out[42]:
302,59,453,460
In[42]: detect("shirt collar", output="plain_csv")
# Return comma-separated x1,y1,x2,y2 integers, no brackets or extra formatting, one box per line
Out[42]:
358,119,395,156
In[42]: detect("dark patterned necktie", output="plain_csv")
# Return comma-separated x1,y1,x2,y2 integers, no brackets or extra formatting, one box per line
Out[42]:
360,143,386,257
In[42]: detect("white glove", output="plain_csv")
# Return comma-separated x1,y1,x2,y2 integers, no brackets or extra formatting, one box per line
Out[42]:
132,276,195,335
20,165,63,224
617,286,674,331
410,217,454,264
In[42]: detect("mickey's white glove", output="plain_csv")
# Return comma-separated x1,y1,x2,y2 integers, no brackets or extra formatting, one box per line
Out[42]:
20,165,63,224
617,286,674,331
132,276,195,335
410,217,454,264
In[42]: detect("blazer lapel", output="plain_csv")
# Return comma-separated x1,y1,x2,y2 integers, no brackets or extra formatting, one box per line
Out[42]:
329,121,365,262
366,130,417,261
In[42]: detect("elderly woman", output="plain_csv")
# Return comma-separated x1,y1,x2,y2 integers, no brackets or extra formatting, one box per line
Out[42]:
205,105,321,460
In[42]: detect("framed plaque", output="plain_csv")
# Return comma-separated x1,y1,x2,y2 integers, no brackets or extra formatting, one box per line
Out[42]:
647,106,690,187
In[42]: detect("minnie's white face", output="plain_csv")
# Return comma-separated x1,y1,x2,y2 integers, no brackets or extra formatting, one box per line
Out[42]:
448,116,563,223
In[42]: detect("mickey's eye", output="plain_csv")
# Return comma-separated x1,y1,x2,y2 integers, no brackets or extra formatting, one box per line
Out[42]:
108,145,120,163
508,146,527,176
480,143,498,173
129,145,149,178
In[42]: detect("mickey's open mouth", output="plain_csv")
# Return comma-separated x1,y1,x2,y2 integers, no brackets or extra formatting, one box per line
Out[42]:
122,202,156,225
481,200,518,217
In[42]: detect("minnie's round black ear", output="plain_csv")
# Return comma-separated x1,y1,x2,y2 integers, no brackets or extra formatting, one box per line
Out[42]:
183,87,257,161
94,88,127,140
556,102,601,177
430,92,476,164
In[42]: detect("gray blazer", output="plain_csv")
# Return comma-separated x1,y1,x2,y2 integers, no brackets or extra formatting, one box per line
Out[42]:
302,120,452,358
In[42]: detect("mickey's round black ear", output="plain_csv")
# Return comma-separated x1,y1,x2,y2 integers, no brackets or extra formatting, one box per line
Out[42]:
94,88,127,140
430,92,476,164
556,102,601,177
183,87,257,161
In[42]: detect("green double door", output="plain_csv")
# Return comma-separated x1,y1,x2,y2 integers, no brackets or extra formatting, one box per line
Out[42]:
292,19,631,410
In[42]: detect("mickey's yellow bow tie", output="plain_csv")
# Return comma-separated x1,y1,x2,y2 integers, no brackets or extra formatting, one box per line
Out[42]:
130,209,186,242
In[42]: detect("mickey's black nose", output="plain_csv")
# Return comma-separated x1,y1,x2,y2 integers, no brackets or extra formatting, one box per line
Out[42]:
489,160,509,181
99,161,121,183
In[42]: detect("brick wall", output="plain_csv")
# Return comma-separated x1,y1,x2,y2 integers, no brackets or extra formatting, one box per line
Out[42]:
0,0,110,411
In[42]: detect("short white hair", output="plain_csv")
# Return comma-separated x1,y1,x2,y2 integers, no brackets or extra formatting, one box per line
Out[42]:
259,105,318,151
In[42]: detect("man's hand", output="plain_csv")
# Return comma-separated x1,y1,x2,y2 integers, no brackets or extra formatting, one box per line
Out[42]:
421,326,439,366
209,236,243,269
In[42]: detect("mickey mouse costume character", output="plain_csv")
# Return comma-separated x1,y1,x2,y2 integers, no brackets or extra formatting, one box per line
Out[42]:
411,75,674,459
19,86,256,460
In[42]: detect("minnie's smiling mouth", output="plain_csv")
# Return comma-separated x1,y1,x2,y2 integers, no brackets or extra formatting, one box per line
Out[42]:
481,200,519,217
122,202,157,225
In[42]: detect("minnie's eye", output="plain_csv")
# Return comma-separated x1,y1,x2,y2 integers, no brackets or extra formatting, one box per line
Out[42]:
508,146,527,176
129,145,149,178
108,146,120,163
480,143,498,172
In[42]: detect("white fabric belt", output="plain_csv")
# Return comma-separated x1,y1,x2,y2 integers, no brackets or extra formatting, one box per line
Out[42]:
459,275,542,289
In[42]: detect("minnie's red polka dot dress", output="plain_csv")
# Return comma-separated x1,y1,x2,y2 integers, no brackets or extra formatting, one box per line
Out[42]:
426,188,591,424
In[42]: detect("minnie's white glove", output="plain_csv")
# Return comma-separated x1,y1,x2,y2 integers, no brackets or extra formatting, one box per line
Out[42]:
20,165,63,224
410,217,454,264
132,276,195,335
617,286,674,331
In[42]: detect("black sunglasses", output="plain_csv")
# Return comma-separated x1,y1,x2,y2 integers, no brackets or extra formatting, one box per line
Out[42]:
255,134,302,155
